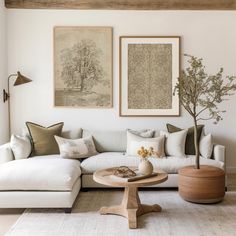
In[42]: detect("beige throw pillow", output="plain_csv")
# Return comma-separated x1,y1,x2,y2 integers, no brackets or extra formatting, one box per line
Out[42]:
26,122,64,156
160,130,188,158
126,131,165,157
55,135,98,159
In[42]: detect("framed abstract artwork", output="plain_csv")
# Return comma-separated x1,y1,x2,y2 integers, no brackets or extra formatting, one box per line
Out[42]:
54,26,113,108
119,36,180,116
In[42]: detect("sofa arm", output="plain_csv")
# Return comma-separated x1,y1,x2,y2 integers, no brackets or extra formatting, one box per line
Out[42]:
0,143,14,164
213,144,225,163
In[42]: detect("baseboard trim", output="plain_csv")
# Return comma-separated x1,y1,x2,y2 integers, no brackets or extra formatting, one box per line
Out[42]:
226,167,236,174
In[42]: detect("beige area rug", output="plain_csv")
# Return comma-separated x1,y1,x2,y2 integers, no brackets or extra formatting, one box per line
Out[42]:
6,191,236,236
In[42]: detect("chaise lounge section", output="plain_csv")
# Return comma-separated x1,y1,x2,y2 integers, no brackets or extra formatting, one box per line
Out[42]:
0,148,81,212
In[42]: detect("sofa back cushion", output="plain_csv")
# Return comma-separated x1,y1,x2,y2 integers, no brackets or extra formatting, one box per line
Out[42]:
82,130,127,152
61,129,83,139
23,127,82,140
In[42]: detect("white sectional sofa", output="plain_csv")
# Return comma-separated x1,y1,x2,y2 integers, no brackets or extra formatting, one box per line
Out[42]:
0,129,226,211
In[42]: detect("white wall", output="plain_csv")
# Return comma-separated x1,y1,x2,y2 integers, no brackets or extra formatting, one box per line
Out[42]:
0,1,8,144
6,10,236,172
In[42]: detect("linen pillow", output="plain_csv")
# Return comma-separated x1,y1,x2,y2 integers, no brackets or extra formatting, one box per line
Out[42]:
26,122,64,156
10,135,31,160
160,130,188,158
55,135,98,159
166,124,204,155
126,131,165,157
199,134,213,159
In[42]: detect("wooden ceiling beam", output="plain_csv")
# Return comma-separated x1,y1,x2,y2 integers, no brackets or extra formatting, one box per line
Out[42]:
5,0,236,10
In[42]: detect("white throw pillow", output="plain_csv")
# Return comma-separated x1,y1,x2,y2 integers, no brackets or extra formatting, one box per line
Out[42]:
10,135,32,160
127,130,154,153
160,130,188,158
55,135,97,159
200,133,213,159
126,131,165,157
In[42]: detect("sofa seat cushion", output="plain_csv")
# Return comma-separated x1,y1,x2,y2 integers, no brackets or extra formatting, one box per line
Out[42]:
81,152,224,174
0,155,81,191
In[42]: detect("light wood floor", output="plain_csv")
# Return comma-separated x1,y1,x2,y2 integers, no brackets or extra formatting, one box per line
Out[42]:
0,209,24,236
0,174,236,236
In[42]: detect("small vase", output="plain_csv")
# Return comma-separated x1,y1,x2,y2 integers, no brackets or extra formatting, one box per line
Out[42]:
138,159,153,175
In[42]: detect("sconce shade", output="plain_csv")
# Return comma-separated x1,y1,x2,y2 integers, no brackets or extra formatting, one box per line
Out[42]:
13,71,32,86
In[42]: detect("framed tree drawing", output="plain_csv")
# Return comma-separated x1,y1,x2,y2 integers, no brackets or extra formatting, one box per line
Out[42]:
54,26,113,108
119,36,180,116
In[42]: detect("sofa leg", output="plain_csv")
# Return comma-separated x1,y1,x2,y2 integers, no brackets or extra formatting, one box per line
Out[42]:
81,188,89,192
64,208,72,214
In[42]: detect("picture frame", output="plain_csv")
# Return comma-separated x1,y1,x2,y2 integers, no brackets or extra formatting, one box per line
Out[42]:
119,36,180,116
54,26,113,108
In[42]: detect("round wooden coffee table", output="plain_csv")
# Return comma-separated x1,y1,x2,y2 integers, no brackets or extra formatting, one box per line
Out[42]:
93,167,168,229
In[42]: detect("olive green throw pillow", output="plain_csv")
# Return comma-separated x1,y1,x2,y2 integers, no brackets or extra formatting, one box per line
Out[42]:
26,122,64,156
166,124,204,155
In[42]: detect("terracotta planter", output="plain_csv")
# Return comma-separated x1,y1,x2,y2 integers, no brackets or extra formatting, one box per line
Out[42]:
178,165,225,203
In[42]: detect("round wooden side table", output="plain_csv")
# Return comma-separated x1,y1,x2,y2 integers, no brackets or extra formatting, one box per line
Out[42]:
93,167,168,229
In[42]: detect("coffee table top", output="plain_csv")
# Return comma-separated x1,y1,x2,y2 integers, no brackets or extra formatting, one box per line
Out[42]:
93,167,168,187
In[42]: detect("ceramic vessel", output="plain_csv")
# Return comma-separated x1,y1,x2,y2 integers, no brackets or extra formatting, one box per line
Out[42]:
138,159,153,175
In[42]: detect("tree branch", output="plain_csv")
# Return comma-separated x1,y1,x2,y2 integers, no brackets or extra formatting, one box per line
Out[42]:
197,114,214,122
182,103,194,117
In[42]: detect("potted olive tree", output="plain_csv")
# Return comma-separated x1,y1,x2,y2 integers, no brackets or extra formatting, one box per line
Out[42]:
175,54,236,203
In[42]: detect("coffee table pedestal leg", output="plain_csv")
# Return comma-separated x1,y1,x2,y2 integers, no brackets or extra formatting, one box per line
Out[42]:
100,186,162,229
